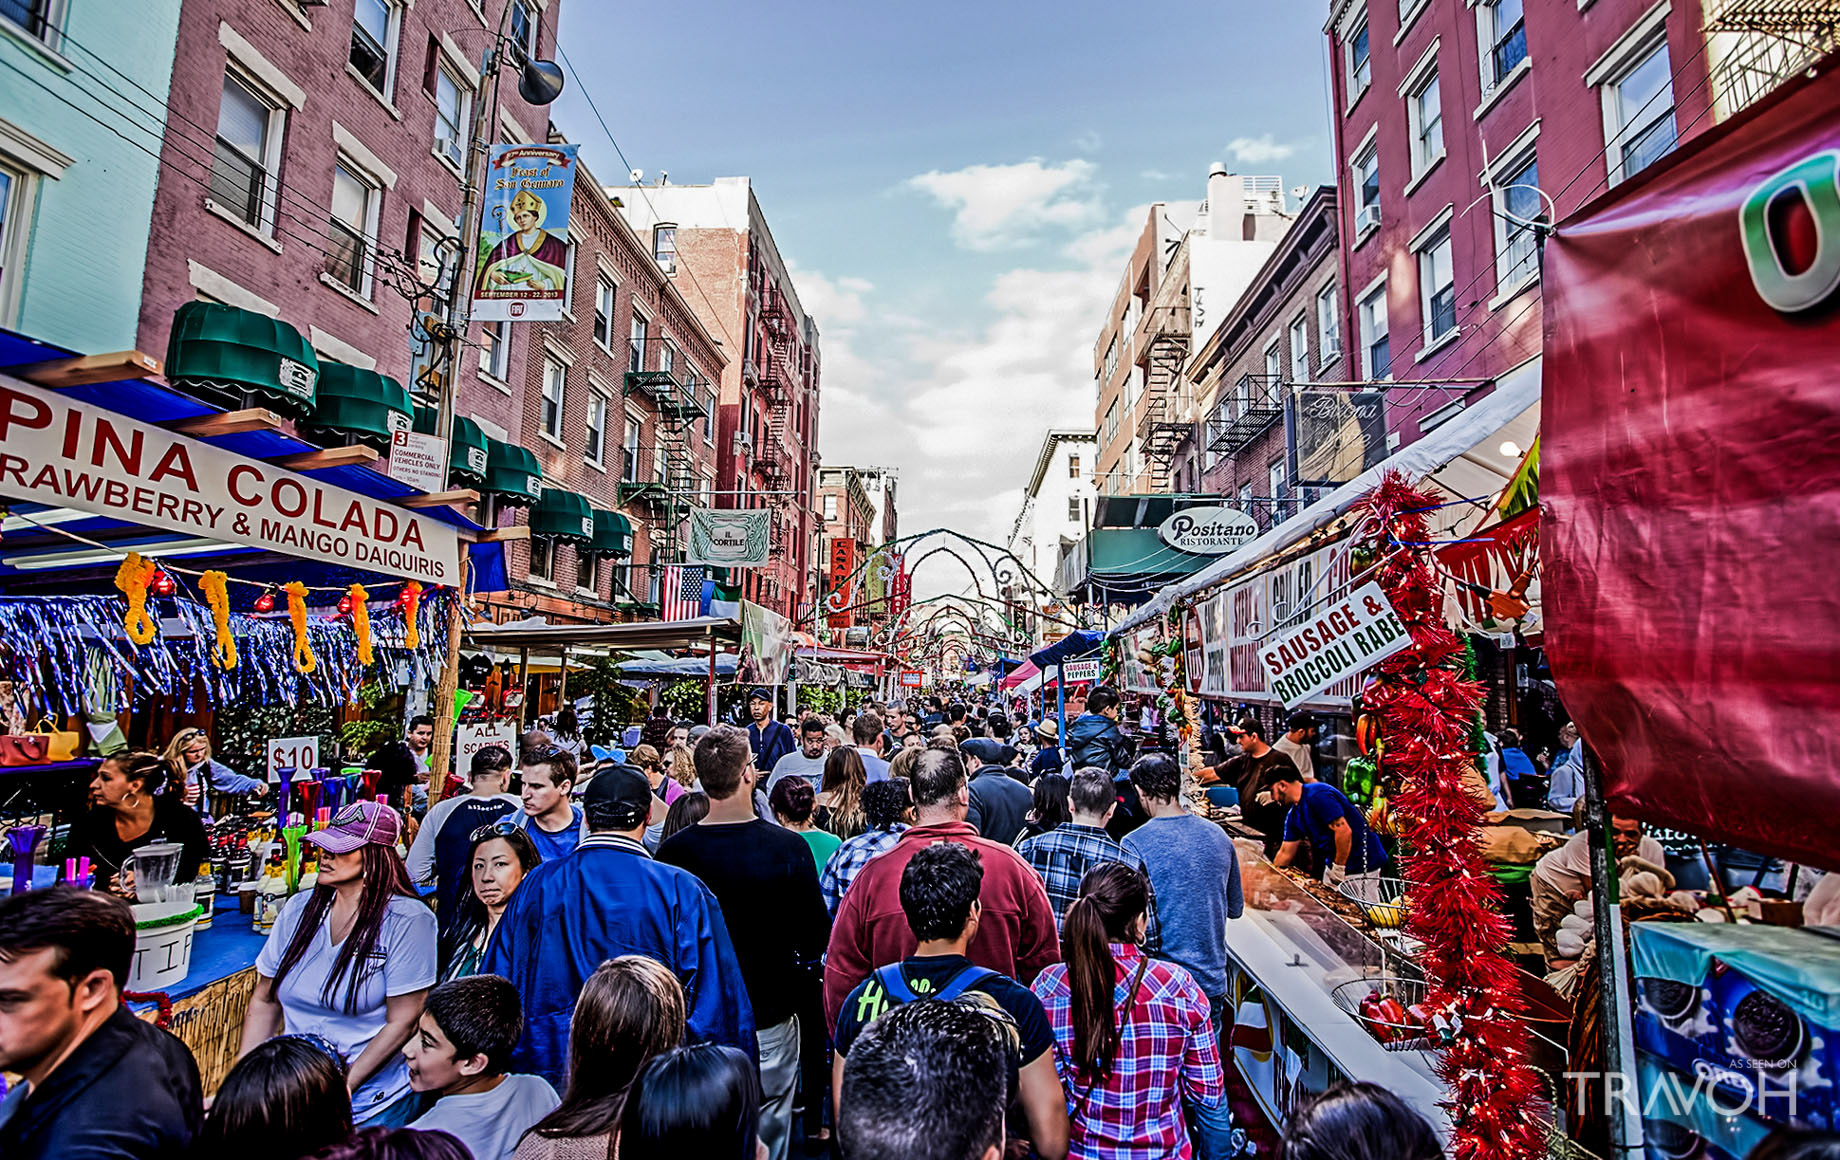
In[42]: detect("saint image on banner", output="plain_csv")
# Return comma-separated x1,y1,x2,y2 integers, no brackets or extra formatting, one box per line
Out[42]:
476,189,568,298
470,143,579,322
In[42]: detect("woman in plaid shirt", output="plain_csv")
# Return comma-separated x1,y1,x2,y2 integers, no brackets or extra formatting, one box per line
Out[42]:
1029,864,1226,1160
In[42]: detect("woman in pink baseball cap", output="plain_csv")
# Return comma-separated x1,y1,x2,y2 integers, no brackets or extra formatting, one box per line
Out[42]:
238,800,438,1127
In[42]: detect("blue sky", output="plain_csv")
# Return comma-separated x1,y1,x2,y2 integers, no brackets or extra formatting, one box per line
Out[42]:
553,0,1334,548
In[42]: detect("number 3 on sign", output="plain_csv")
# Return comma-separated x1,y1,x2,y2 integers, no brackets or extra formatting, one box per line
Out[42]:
268,735,320,781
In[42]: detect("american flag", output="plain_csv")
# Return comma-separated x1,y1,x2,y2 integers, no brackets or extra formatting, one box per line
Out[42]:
661,565,707,621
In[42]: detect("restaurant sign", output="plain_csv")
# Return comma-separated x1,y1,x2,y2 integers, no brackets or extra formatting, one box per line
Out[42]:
1157,506,1258,555
1256,581,1410,708
0,378,460,584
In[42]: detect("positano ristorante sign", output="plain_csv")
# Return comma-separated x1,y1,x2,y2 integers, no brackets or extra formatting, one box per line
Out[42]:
1257,581,1412,708
0,377,460,585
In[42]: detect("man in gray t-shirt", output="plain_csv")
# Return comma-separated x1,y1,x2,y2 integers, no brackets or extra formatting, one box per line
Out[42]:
1120,753,1244,1020
767,718,831,793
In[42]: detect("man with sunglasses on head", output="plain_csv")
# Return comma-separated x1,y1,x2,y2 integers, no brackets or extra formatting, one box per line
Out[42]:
407,746,520,940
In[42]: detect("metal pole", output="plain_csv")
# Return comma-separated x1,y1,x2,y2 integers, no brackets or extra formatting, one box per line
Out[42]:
1583,743,1646,1160
1055,665,1066,747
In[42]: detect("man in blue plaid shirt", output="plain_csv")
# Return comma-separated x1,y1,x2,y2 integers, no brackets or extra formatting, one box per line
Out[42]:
1016,766,1161,953
820,777,914,916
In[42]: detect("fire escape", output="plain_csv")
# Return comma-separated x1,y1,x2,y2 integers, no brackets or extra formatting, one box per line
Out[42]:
758,278,801,495
622,366,708,570
1704,0,1840,116
1134,303,1192,492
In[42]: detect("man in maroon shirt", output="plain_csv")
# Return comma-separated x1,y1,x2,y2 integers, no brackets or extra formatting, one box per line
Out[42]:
823,746,1059,1033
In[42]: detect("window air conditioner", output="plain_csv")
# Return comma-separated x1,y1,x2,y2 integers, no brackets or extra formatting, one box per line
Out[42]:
1356,204,1382,233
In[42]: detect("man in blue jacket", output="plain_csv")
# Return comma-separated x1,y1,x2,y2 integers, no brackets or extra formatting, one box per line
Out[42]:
483,764,756,1087
746,687,796,773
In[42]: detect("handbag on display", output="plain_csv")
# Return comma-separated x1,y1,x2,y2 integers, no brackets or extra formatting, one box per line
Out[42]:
0,735,49,766
31,718,81,762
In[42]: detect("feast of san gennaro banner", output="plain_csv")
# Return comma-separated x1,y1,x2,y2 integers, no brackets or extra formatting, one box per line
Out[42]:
688,509,772,567
471,143,580,322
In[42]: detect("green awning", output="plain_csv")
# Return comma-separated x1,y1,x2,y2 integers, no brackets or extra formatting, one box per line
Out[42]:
587,508,633,558
413,408,490,486
483,439,542,505
164,301,318,417
530,487,595,544
300,361,412,453
1056,527,1215,602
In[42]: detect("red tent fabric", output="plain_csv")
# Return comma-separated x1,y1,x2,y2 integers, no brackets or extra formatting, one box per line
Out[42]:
1001,660,1040,690
1541,57,1840,869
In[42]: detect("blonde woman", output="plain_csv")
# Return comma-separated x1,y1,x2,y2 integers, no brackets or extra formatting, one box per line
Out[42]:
163,726,266,809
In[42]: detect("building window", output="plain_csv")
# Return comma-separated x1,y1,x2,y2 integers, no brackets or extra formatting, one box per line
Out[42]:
559,238,577,316
621,413,642,483
1316,285,1341,363
1346,15,1372,98
1406,62,1444,176
702,378,718,443
1352,142,1380,237
326,160,380,296
1480,0,1527,93
506,0,536,66
1102,335,1118,382
480,318,509,380
629,314,648,374
585,392,607,466
1103,400,1119,443
1264,340,1282,385
1235,374,1250,416
0,165,23,325
349,0,400,99
1288,315,1310,386
1067,497,1082,522
1068,454,1081,479
593,278,614,349
653,224,676,271
1238,482,1254,514
432,61,469,169
1493,151,1545,295
528,536,552,582
578,555,601,596
0,0,63,45
1359,281,1390,381
540,357,564,441
1604,38,1677,185
659,340,675,379
212,72,284,232
823,494,838,521
1418,226,1456,344
1269,461,1289,524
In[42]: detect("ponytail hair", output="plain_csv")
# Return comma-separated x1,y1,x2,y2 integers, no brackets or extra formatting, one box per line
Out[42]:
1062,862,1149,1080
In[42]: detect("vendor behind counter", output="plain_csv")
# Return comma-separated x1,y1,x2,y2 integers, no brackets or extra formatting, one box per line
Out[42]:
64,751,209,894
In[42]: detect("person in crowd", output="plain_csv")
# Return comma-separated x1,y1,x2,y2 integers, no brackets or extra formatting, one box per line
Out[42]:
1271,710,1320,782
659,726,829,1160
440,825,540,979
747,688,797,772
1194,716,1299,855
618,1044,765,1160
302,1127,471,1160
824,747,1059,1033
1029,718,1064,779
1063,687,1127,775
852,710,893,782
64,750,209,896
243,801,437,1126
768,717,831,794
772,773,845,874
1496,728,1544,808
1017,767,1162,951
548,707,585,762
197,1034,353,1160
821,776,915,915
163,725,267,809
824,722,850,751
1122,754,1243,1037
903,732,929,752
405,715,437,775
372,740,424,815
1531,813,1666,963
408,745,519,938
630,744,686,807
517,747,587,862
964,738,1033,845
815,744,869,840
515,956,686,1160
837,1000,1011,1160
1015,774,1073,845
405,976,559,1160
0,887,201,1159
833,844,1069,1160
921,696,945,731
660,790,710,844
1031,864,1226,1160
486,763,753,1088
1270,765,1388,886
1279,1081,1443,1160
1546,722,1586,815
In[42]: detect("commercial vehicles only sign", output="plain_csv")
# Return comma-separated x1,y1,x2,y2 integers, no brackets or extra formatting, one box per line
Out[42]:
1257,581,1411,708
0,377,461,585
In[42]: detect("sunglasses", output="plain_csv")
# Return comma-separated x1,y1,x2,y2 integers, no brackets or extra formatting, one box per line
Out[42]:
469,816,522,843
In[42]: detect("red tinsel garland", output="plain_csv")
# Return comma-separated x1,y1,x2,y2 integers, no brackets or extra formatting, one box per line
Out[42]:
1356,472,1547,1160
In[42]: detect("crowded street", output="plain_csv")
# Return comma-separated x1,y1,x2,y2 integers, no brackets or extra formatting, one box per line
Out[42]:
1,2,1838,1160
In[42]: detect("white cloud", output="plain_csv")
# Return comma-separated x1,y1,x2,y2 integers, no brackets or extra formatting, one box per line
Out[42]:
905,159,1101,251
1226,134,1297,164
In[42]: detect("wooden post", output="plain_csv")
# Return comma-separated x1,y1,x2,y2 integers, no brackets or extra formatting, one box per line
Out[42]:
426,545,471,810
518,647,531,728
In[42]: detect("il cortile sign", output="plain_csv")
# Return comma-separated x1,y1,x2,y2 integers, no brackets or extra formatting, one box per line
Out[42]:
0,378,460,585
1257,581,1411,708
1157,506,1258,555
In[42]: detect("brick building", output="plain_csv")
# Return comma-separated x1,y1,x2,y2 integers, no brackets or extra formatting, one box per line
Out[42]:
1092,201,1195,497
610,177,821,623
134,0,560,469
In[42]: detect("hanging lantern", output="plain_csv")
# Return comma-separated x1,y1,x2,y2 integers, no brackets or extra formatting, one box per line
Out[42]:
150,570,177,597
254,589,277,613
337,593,354,616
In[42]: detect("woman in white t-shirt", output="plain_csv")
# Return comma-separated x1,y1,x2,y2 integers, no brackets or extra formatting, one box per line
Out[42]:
241,800,438,1126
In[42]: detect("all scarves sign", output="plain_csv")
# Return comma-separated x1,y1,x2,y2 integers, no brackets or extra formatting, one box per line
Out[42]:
471,143,580,322
0,378,460,585
1258,581,1411,708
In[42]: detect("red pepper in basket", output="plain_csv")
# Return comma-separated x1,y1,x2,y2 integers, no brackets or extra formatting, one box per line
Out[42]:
1377,994,1408,1028
1359,993,1393,1042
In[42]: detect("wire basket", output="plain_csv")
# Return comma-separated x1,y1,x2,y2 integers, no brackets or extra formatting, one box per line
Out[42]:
1337,874,1411,929
1330,975,1441,1052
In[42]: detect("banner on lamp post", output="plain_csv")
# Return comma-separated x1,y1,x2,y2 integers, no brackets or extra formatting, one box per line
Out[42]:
1257,582,1411,709
470,143,580,322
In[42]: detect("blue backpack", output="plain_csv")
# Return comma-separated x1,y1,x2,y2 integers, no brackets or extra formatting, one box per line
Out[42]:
870,961,998,1004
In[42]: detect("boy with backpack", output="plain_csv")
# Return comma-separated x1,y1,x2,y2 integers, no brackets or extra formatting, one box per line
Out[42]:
832,843,1069,1160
